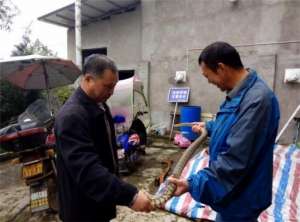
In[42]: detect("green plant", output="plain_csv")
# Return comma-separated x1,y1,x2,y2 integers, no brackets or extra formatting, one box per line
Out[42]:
53,85,74,105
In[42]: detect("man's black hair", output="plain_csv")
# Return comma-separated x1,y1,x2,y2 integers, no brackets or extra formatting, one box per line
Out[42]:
198,42,244,71
82,54,118,76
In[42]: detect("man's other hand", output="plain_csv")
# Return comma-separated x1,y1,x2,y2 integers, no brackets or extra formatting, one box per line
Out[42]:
168,176,189,196
192,122,205,134
131,191,153,212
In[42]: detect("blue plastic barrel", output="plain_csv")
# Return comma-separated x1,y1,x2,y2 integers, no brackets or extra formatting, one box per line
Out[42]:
180,106,201,141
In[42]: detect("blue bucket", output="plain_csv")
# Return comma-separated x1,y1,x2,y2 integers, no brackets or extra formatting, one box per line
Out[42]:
180,106,201,141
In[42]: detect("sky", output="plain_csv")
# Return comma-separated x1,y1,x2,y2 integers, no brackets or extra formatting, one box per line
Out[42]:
0,0,74,59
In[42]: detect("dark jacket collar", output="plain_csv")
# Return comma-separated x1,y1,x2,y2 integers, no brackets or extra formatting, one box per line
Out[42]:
72,87,105,116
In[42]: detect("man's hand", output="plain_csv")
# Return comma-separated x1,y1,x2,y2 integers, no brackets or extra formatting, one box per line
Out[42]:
192,122,205,134
168,176,189,196
131,191,153,212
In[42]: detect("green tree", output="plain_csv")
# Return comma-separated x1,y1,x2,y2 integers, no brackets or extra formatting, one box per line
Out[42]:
10,28,32,56
11,28,56,56
0,0,18,31
30,39,57,56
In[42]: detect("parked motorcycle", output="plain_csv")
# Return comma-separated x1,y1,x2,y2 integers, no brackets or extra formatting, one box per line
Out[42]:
115,111,148,174
0,99,58,214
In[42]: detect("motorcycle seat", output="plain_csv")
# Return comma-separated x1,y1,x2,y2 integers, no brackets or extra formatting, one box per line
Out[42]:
0,127,47,143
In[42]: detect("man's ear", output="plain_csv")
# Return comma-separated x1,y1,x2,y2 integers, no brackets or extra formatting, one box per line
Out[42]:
217,63,226,71
216,63,228,76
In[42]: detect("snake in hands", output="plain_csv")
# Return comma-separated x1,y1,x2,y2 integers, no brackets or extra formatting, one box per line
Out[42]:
149,129,208,208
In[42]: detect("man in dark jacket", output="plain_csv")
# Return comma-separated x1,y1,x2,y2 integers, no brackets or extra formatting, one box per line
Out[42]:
54,54,152,222
169,42,280,222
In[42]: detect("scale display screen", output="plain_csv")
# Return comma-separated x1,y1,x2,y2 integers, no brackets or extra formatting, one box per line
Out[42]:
168,87,190,103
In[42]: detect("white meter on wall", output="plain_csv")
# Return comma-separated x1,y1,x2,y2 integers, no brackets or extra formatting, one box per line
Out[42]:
284,69,300,83
174,71,187,83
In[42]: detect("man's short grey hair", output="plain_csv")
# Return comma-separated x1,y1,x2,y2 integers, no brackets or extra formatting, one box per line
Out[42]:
82,54,118,76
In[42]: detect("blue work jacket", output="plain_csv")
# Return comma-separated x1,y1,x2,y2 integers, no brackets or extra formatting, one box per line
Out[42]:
188,70,280,221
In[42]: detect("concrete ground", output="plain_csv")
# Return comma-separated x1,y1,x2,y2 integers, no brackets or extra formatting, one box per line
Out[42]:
0,142,200,222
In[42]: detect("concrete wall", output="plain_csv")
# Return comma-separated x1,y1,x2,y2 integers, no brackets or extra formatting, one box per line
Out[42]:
67,0,300,143
68,5,142,71
141,0,300,144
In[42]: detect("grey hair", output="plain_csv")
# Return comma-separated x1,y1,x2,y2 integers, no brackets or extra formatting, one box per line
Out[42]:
82,54,118,76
